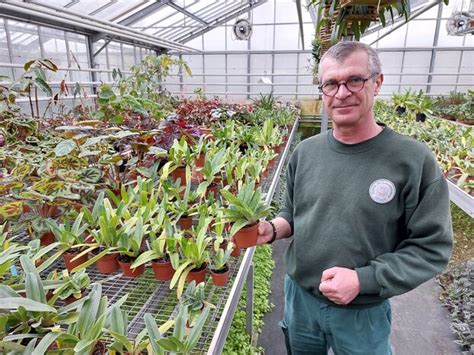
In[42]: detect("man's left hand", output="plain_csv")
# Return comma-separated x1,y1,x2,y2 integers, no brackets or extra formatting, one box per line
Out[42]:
319,267,360,305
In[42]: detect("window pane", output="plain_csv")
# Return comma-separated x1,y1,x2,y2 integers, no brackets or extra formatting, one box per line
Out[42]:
7,20,40,78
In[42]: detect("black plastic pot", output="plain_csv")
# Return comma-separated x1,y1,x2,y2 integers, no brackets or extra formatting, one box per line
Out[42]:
415,113,426,122
396,106,406,115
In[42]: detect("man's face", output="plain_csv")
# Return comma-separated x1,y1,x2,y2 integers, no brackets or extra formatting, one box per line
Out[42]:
320,51,383,128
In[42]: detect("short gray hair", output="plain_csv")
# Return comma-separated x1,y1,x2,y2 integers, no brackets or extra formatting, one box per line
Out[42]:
318,41,381,82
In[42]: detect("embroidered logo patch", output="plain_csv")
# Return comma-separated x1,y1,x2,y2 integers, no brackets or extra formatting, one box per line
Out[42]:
369,179,396,204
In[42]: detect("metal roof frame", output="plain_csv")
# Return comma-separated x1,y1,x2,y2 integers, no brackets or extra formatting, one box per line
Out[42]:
0,0,197,52
174,0,268,44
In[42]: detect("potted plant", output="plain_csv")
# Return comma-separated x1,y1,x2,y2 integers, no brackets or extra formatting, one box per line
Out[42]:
48,212,90,271
220,181,272,248
73,198,130,274
209,242,233,287
170,217,212,297
200,146,227,197
178,281,215,327
60,283,119,354
117,216,147,278
146,303,210,354
106,306,150,354
28,216,55,246
47,269,91,305
131,215,180,281
168,181,207,230
408,92,433,123
166,136,196,186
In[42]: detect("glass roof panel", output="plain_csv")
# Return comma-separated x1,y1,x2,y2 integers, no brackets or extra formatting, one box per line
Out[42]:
67,0,112,15
24,0,268,47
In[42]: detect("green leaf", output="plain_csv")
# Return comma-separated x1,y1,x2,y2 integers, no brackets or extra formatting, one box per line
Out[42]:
24,60,36,71
144,313,164,355
79,167,102,183
34,77,52,97
54,139,77,157
31,332,61,355
0,297,56,312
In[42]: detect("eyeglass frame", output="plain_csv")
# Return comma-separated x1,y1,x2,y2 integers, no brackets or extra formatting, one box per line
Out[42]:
318,72,379,97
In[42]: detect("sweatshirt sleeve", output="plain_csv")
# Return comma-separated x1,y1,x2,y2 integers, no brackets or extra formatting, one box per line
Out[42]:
277,150,296,233
356,176,453,298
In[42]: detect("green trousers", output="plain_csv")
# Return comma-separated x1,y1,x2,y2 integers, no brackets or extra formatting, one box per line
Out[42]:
279,275,392,355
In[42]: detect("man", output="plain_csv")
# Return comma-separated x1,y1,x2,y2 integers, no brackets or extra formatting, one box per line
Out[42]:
256,41,453,354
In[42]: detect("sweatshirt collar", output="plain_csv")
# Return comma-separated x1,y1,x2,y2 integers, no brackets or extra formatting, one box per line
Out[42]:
327,123,391,154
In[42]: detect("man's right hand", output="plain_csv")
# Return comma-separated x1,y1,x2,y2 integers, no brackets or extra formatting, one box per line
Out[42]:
256,220,274,245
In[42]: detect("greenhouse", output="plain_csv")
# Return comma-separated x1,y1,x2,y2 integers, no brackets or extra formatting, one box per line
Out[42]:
0,0,472,354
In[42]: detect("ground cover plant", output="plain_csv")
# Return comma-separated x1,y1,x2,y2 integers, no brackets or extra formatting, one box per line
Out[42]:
437,204,474,353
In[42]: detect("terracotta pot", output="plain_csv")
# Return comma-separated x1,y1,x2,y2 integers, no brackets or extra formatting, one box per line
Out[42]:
171,166,187,186
211,266,229,287
191,168,204,183
233,222,259,248
152,259,175,281
40,232,55,246
178,215,193,230
231,244,241,257
63,250,88,272
96,253,119,274
206,183,220,198
186,263,208,284
63,294,81,305
92,340,106,355
195,154,205,168
39,203,60,218
118,259,145,278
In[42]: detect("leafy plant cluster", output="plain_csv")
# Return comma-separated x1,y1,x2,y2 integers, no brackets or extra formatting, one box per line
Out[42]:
432,90,474,124
223,245,275,355
437,261,473,352
308,0,413,44
375,98,473,195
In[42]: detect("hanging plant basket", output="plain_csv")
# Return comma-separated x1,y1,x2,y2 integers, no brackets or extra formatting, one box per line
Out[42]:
339,0,397,8
345,6,379,21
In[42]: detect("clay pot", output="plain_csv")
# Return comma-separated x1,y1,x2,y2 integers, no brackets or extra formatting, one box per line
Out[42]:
63,250,88,272
152,259,174,281
40,232,55,246
95,253,119,274
186,263,208,284
178,215,193,230
171,166,187,186
233,222,259,248
191,168,204,183
118,257,145,278
63,294,81,305
211,266,229,287
92,340,106,355
231,245,241,257
195,154,205,168
39,203,60,218
206,183,220,198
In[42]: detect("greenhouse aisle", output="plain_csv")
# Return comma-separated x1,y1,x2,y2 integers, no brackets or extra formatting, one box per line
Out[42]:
258,240,460,355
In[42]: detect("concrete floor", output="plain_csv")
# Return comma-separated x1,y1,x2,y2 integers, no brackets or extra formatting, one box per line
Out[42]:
257,238,460,355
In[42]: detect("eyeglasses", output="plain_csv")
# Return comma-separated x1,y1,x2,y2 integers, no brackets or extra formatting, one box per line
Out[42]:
318,73,379,97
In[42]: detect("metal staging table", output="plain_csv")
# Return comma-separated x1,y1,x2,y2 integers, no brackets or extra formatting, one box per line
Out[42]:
10,118,300,354
207,118,300,354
